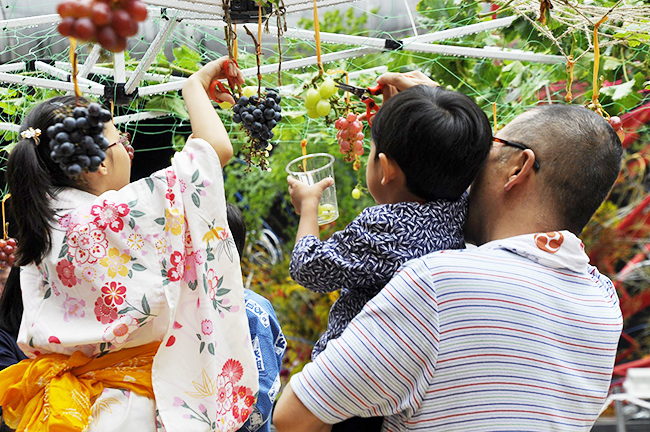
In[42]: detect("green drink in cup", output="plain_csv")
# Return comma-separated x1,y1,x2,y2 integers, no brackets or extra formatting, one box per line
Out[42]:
285,153,339,225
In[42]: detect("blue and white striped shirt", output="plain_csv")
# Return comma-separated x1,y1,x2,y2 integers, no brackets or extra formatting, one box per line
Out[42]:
291,231,622,431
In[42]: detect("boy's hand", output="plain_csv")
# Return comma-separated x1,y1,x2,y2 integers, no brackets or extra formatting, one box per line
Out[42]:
186,57,244,105
287,176,334,215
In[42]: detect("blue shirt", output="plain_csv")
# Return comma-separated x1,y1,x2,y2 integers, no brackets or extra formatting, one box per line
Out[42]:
239,290,286,432
290,195,467,358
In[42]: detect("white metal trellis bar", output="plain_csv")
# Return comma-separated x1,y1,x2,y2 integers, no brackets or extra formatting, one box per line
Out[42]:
402,15,518,44
401,0,418,37
0,123,20,133
0,14,59,30
35,61,99,88
79,45,103,79
125,14,179,95
113,111,169,124
408,43,565,63
55,62,186,83
0,73,105,96
0,63,25,73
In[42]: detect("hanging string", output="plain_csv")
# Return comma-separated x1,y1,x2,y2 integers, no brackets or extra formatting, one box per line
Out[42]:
2,194,10,240
492,102,498,135
312,0,324,75
68,37,82,102
301,138,307,172
233,23,238,63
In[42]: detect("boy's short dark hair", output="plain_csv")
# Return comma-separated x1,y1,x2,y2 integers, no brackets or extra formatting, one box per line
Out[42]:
226,203,246,259
371,85,492,201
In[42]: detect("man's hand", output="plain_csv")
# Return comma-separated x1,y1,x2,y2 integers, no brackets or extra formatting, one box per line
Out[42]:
273,383,333,432
377,70,440,102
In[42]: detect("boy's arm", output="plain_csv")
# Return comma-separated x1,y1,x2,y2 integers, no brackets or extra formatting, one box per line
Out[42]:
183,57,244,167
287,176,333,242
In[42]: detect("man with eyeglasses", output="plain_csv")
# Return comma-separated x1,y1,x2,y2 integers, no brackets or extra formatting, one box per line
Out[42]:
274,72,623,432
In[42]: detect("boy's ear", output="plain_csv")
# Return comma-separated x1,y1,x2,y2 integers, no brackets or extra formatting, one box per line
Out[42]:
378,153,400,185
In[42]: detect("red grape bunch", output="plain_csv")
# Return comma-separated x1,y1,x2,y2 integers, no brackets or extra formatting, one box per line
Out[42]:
608,116,625,143
46,102,112,177
335,113,364,161
0,238,17,269
57,0,148,52
233,90,282,151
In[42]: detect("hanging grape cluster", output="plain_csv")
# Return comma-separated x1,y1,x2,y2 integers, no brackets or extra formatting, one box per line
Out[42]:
46,102,112,177
57,0,148,52
304,79,338,119
335,113,364,161
233,90,282,156
0,238,16,269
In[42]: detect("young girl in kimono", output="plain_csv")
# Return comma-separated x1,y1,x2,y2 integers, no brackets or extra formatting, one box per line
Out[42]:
0,57,259,432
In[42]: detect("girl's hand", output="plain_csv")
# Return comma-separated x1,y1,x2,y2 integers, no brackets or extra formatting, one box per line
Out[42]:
186,57,244,105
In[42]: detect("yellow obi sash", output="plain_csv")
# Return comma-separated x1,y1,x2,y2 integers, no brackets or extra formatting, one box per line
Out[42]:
0,341,160,432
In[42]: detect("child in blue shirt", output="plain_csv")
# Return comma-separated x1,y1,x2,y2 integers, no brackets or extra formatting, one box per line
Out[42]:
226,204,286,432
287,84,493,360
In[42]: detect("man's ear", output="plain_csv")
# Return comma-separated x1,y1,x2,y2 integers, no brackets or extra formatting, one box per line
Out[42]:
504,149,537,191
378,153,401,185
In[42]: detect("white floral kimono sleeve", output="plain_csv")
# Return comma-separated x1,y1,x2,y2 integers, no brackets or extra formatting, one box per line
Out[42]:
18,137,258,432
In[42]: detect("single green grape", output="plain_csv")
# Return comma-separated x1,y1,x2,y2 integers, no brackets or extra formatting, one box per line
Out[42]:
319,79,336,99
242,86,257,97
351,188,362,200
316,100,331,117
305,88,321,110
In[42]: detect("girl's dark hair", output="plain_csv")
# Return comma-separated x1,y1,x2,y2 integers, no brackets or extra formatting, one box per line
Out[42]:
0,267,23,339
226,203,246,259
7,96,88,266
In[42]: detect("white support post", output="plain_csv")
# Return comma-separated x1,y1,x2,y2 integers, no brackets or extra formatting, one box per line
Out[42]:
136,80,185,96
0,73,105,96
402,0,419,37
79,44,103,79
114,51,127,84
125,14,179,95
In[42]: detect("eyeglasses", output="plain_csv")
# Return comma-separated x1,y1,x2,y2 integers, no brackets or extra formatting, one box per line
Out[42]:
107,132,135,165
492,136,540,171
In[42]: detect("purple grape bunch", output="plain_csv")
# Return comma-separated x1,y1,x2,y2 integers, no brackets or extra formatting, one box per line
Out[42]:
232,90,282,150
46,102,112,177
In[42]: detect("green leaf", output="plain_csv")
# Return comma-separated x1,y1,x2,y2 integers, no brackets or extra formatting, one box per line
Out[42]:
132,263,147,271
154,217,165,225
188,280,198,291
127,199,138,207
203,274,208,294
128,269,133,279
145,177,154,193
130,210,145,218
142,295,151,315
191,169,200,183
145,95,189,120
58,243,69,259
601,79,636,101
196,333,202,340
44,288,51,299
200,341,205,353
192,192,201,208
173,45,202,71
117,306,135,314
208,343,215,355
128,218,136,230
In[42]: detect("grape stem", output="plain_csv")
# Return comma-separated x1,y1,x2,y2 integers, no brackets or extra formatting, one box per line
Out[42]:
243,25,263,98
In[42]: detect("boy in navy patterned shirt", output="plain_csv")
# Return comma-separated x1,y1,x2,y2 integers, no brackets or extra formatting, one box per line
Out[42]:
287,83,492,361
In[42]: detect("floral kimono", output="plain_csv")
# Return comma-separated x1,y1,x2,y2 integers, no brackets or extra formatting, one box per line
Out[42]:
16,138,258,431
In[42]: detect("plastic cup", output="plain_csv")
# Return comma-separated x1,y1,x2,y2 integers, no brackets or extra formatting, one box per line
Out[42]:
285,153,339,225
